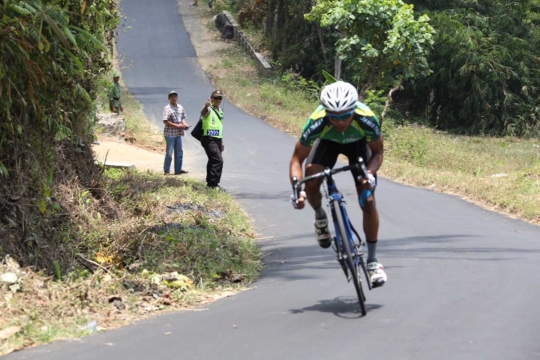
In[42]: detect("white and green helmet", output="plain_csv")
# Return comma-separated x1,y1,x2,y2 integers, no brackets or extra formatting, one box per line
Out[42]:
320,81,358,113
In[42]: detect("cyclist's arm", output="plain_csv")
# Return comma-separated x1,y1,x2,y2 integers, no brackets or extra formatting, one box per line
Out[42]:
367,137,384,174
289,140,311,184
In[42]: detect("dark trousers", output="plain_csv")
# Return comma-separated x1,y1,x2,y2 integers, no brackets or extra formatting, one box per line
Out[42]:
201,137,223,186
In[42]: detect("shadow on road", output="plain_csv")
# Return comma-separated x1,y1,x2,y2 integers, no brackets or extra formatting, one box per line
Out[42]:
379,234,540,261
260,241,338,281
260,234,476,282
230,190,292,201
289,296,383,319
258,232,540,284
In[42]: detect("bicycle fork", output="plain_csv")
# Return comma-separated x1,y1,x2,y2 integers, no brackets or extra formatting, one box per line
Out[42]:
331,203,372,290
331,202,356,282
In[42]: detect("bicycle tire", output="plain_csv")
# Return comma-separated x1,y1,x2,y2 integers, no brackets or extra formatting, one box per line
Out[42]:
351,223,372,291
333,200,367,316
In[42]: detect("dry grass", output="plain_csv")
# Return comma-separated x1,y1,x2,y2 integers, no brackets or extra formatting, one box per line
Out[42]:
0,259,243,355
382,124,540,224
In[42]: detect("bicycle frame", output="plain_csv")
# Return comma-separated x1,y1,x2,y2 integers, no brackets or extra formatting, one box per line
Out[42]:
291,158,373,314
324,172,372,291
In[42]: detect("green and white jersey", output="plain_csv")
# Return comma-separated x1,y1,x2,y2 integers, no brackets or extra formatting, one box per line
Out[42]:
299,102,381,147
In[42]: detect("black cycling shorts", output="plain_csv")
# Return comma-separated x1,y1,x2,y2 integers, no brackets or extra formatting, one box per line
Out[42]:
306,138,373,186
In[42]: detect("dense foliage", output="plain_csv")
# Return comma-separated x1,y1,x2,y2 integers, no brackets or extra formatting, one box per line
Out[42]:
0,0,118,268
405,0,540,136
0,0,118,176
1,0,118,178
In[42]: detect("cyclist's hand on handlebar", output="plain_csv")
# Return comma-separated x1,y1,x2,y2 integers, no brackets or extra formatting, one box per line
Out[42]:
361,173,377,190
291,191,306,209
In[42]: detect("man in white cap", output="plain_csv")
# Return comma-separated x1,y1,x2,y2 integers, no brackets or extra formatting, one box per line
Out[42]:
163,91,189,175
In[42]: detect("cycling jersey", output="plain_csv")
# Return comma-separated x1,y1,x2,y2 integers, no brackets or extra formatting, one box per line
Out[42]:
299,102,381,147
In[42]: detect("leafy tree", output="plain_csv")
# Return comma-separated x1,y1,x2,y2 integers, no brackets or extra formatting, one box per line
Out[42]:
305,0,435,120
405,0,540,136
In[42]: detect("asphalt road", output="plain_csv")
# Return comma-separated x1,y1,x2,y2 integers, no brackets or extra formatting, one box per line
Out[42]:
7,0,540,359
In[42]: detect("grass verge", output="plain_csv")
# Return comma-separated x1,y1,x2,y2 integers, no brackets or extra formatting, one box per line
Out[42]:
191,3,540,225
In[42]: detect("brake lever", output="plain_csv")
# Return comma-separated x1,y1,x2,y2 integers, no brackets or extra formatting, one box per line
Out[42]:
357,158,369,180
291,176,300,206
356,158,374,207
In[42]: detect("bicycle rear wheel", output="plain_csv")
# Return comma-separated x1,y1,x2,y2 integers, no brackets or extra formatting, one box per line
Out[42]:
333,200,367,316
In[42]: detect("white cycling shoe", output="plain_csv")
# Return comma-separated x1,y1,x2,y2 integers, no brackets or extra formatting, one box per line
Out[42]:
314,218,332,249
367,262,387,288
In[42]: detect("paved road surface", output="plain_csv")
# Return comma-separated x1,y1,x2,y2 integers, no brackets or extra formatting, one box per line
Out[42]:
7,0,540,359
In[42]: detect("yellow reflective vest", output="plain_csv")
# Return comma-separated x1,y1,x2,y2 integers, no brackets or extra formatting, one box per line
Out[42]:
202,106,223,138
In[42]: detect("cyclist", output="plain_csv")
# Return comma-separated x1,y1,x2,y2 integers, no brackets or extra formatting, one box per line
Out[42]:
289,81,387,287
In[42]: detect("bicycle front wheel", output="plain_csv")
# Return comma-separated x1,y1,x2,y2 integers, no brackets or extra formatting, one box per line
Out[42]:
333,200,367,316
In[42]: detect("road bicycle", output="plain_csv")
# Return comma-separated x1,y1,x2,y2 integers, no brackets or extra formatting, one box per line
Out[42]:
291,158,373,315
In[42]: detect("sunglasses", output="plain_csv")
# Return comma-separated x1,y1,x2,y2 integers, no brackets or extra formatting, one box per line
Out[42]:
212,96,223,100
327,109,355,121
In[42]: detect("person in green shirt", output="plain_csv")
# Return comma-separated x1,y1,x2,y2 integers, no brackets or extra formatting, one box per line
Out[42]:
199,90,225,189
109,72,123,114
288,81,387,288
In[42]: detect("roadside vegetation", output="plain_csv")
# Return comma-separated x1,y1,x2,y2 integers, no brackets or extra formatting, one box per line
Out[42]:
193,1,540,224
1,168,261,354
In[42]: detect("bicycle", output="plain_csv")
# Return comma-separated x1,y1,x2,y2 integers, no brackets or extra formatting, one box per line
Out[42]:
291,158,373,316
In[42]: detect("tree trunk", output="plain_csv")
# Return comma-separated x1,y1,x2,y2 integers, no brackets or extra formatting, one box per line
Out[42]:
358,83,373,102
381,70,405,124
264,3,276,39
334,53,342,80
273,0,287,59
316,24,327,63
